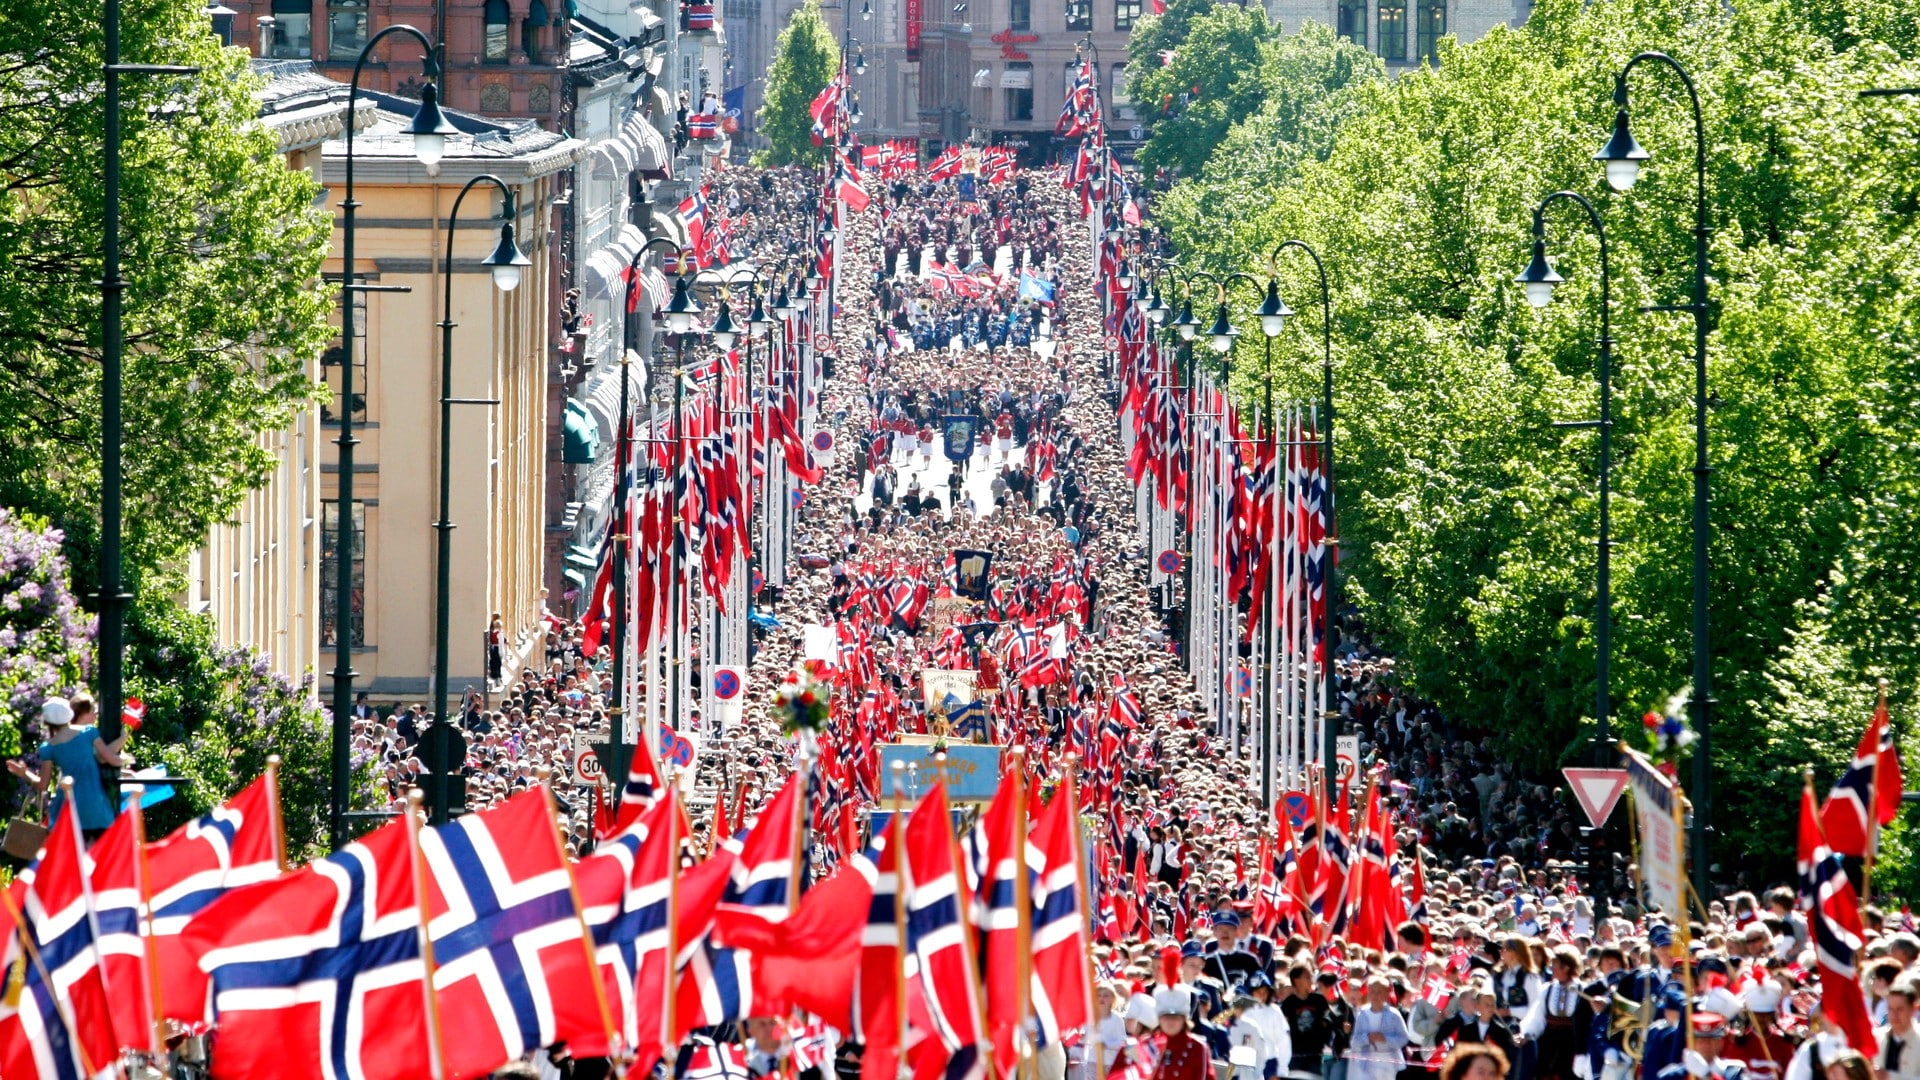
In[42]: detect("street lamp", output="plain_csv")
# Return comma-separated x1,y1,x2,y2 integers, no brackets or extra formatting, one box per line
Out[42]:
1270,239,1338,784
1205,297,1239,354
1256,278,1292,338
425,175,527,825
709,292,740,350
861,0,872,17
1596,51,1715,896
606,236,683,791
1170,294,1198,341
1516,188,1614,902
331,24,455,851
665,273,704,333
1144,284,1168,324
854,44,868,76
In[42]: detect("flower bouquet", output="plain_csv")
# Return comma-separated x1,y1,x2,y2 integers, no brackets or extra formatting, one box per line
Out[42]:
772,660,831,737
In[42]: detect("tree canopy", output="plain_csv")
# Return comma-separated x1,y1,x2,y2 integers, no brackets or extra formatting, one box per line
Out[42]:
1149,0,1920,888
754,0,839,168
0,0,333,593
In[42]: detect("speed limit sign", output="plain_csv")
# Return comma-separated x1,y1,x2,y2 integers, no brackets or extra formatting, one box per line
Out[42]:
572,731,604,786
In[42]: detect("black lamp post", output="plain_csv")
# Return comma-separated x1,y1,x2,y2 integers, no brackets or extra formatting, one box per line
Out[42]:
1517,190,1614,902
606,237,684,790
422,175,530,825
660,274,706,735
330,26,458,851
1594,52,1714,897
97,0,196,751
1267,240,1338,786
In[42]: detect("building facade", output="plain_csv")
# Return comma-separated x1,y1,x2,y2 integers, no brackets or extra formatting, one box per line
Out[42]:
182,61,369,686
317,106,584,697
1265,0,1529,66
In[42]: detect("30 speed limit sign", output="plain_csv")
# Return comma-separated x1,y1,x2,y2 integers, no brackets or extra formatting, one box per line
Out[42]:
572,731,604,786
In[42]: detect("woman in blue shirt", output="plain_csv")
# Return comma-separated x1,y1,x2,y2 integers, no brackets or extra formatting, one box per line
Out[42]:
6,695,131,841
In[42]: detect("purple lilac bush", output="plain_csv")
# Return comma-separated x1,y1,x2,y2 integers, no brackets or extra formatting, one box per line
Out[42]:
0,509,95,757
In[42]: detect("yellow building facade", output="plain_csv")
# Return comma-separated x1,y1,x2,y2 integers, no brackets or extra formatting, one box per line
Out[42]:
314,99,584,699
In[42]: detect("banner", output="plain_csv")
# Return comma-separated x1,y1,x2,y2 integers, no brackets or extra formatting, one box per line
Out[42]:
906,0,922,60
943,414,979,462
922,669,978,710
951,548,993,599
1623,744,1685,917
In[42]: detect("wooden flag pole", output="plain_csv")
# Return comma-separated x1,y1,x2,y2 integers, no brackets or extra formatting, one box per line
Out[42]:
404,790,451,1080
539,767,619,1059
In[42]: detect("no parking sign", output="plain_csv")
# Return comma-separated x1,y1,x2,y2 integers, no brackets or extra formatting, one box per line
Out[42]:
1155,549,1182,575
811,428,837,465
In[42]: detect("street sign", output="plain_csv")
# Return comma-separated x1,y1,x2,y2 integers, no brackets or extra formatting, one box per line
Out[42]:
572,730,604,786
1335,735,1360,783
1281,792,1311,829
1562,766,1630,829
1105,335,1119,352
1155,549,1182,575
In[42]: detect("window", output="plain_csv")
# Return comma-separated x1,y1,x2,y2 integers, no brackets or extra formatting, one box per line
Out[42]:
1111,64,1134,120
268,0,312,57
1336,0,1365,46
326,0,367,60
524,0,549,62
1416,0,1445,62
320,500,366,648
321,275,368,425
1064,0,1091,29
484,0,512,61
1114,0,1141,30
1009,0,1029,30
1378,0,1406,60
1002,61,1033,122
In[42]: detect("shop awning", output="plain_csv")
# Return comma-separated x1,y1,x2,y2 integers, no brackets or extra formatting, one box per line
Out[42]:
562,398,599,464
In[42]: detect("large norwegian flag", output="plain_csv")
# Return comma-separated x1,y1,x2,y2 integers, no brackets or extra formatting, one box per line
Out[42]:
0,798,121,1080
578,791,731,1072
606,741,666,837
87,799,161,1057
417,788,611,1076
188,790,609,1080
1799,779,1877,1058
183,811,438,1080
904,783,987,1068
1028,775,1093,1044
1821,695,1903,858
134,771,286,1025
966,771,1042,1080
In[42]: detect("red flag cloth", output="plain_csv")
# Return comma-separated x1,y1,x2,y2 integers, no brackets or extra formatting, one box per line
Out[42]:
182,814,438,1080
1801,783,1877,1059
904,784,986,1061
1821,697,1903,857
1030,778,1093,1038
0,800,123,1080
859,816,906,1080
725,854,873,1032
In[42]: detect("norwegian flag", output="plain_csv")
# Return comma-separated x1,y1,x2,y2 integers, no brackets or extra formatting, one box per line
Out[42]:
980,146,1016,183
683,1035,750,1080
858,819,906,1080
1821,694,1903,858
928,145,964,182
792,1019,836,1072
0,798,121,1080
606,742,666,837
967,773,1042,1079
1029,775,1093,1043
189,790,610,1080
904,783,987,1064
1800,779,1877,1058
677,186,709,262
1056,59,1095,137
183,812,440,1079
809,67,846,145
144,771,286,1025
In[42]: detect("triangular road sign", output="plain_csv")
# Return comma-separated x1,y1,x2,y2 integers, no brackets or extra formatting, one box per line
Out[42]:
1562,767,1630,828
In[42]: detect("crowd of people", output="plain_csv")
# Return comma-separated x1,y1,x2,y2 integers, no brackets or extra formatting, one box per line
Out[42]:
271,155,1900,1080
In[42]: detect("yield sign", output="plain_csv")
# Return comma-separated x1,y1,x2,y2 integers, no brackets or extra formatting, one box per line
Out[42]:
1562,767,1630,828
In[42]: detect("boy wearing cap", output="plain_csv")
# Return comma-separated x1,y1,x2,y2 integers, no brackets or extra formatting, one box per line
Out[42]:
1655,1011,1747,1080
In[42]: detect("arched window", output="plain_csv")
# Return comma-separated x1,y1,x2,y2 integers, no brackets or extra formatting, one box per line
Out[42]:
1417,0,1445,62
1378,0,1406,60
484,0,511,61
1336,0,1365,46
524,0,549,61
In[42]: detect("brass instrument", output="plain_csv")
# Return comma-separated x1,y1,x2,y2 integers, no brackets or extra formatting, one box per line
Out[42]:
1608,990,1651,1063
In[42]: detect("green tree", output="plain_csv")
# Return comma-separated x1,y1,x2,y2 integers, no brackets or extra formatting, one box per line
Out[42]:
1127,3,1280,178
1152,0,1920,889
755,0,839,168
0,0,334,590
0,509,93,767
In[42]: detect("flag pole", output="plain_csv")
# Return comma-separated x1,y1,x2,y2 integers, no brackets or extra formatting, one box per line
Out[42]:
1011,747,1035,1079
265,754,290,872
0,873,98,1079
540,768,618,1058
127,784,167,1057
405,789,451,1080
1671,784,1695,1058
664,771,683,1069
1864,677,1889,906
892,761,912,1080
1065,769,1104,1080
